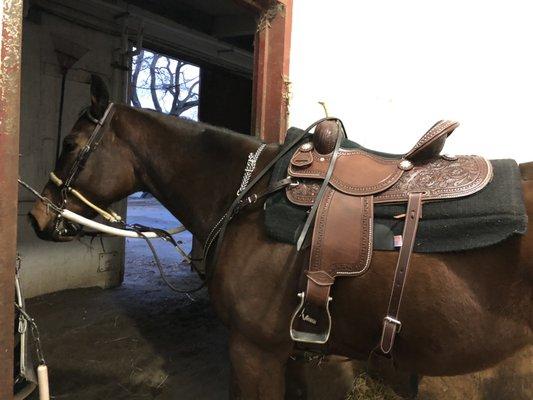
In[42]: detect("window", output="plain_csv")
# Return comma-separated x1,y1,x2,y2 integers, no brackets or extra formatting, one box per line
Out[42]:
130,49,200,120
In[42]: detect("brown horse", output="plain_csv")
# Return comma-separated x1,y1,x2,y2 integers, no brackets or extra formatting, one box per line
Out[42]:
29,76,532,398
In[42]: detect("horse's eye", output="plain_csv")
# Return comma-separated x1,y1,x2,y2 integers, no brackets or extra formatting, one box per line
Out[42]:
63,139,77,152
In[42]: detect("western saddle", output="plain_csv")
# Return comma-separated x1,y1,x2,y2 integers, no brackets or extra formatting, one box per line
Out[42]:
287,120,493,354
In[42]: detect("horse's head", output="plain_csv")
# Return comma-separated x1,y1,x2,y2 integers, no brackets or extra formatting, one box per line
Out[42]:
29,75,139,241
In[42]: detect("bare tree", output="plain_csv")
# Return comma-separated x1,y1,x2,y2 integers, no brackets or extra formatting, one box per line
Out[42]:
130,50,199,117
130,49,144,108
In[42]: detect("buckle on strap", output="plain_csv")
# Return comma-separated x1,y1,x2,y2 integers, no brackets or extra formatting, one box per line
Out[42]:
383,316,402,333
379,315,402,354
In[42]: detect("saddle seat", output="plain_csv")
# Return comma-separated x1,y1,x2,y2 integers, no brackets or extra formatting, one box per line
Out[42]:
287,119,493,352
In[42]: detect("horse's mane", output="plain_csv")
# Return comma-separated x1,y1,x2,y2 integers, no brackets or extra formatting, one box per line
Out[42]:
127,105,251,141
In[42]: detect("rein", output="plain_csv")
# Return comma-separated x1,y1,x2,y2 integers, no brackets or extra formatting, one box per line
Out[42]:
49,171,122,223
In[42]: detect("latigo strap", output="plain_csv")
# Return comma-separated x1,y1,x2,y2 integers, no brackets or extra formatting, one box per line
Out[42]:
380,192,423,354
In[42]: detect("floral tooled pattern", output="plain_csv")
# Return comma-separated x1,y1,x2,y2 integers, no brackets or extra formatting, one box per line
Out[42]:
374,155,492,202
287,155,492,206
287,181,321,205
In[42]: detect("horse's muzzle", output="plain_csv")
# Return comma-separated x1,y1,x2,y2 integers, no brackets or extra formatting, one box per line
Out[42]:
28,201,79,242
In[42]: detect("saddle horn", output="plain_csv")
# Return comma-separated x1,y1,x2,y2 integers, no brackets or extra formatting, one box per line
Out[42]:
314,120,340,154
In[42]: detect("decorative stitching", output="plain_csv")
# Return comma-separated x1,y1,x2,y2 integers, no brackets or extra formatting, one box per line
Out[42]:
408,120,457,153
310,188,334,271
289,150,403,193
288,156,492,206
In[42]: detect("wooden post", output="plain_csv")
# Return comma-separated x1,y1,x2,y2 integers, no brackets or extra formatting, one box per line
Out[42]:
0,1,23,399
251,0,292,143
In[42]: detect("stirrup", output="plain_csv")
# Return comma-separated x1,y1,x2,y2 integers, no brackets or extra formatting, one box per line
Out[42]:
289,291,332,344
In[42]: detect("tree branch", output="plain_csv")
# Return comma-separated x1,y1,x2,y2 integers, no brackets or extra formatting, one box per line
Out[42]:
172,100,199,116
130,49,144,108
182,80,200,103
149,54,162,112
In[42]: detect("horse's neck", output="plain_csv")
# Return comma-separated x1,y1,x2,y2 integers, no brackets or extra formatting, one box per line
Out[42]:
124,109,276,242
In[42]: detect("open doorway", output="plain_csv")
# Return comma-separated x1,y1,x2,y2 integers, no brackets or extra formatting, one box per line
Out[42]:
11,1,291,397
126,48,200,290
125,39,256,289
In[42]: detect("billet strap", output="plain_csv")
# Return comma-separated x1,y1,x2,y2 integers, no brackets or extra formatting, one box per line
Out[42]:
208,117,344,279
380,192,423,354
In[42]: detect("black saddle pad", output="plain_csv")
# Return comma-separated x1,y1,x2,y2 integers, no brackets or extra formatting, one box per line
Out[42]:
264,128,528,253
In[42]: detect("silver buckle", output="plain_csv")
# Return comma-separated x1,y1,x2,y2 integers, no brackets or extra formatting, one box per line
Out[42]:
289,180,300,187
384,316,402,333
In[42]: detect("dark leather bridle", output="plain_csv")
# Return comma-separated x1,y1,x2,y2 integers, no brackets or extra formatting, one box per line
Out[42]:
59,103,115,204
49,103,117,238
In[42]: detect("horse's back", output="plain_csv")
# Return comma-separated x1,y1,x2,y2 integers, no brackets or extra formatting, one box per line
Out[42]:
520,162,533,180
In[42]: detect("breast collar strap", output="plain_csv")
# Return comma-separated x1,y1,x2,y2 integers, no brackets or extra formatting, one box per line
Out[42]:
204,117,347,279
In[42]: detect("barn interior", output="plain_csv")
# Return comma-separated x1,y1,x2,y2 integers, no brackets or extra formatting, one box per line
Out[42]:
18,0,257,298
16,0,257,398
7,1,531,399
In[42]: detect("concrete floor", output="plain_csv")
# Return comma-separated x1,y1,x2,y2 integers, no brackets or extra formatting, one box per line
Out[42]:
27,198,229,399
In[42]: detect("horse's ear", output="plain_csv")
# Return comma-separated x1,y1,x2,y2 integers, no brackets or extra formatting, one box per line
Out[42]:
89,74,109,118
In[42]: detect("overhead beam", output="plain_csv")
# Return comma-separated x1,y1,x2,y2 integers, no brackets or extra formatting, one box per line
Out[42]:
0,1,23,399
212,14,257,38
232,0,277,14
33,0,254,76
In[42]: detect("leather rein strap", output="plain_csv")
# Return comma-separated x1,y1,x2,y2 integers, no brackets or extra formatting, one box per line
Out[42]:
296,121,345,250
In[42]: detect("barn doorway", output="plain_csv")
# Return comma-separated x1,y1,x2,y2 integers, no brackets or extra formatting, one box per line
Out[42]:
124,43,255,292
10,1,291,398
126,48,199,296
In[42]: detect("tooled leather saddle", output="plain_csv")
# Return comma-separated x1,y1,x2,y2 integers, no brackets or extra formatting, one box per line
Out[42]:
287,120,493,354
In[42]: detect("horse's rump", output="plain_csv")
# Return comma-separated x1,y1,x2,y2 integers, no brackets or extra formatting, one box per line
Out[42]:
521,161,533,181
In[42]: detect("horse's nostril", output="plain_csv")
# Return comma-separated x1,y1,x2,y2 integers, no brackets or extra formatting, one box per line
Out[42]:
28,211,55,241
27,212,40,231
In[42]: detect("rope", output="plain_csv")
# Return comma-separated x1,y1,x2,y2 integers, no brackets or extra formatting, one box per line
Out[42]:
128,224,205,300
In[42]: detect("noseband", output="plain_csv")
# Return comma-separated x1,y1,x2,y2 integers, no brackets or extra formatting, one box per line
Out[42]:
49,103,120,237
